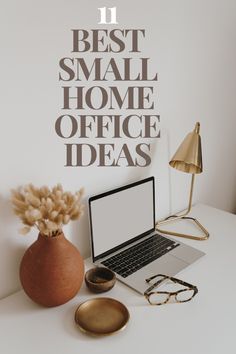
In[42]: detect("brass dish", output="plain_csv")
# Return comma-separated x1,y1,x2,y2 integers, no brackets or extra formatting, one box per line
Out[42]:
74,297,130,336
85,267,116,293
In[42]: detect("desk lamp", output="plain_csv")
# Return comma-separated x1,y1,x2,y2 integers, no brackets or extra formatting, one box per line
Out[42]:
156,122,209,240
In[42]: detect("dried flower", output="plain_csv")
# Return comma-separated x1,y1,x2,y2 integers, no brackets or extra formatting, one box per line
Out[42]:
11,184,84,237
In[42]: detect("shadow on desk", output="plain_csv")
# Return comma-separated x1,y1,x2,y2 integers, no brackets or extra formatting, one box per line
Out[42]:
63,303,94,341
0,291,45,316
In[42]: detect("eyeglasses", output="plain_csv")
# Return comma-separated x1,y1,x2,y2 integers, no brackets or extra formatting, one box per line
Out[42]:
144,274,198,306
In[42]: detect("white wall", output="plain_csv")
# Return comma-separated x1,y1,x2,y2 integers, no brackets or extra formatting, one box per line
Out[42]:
0,0,236,299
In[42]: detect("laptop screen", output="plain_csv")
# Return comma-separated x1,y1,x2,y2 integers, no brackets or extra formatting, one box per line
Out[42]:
89,177,155,261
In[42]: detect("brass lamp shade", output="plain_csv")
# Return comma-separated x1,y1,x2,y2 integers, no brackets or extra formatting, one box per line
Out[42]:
169,122,202,174
155,122,209,241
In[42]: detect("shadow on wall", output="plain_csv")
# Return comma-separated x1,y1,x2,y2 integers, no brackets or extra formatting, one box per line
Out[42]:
70,200,91,259
0,194,27,299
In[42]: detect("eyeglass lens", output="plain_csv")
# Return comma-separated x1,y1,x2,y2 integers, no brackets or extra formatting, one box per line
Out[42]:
175,289,195,302
148,292,170,305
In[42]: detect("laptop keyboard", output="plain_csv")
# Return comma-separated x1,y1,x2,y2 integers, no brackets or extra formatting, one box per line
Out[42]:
101,234,180,278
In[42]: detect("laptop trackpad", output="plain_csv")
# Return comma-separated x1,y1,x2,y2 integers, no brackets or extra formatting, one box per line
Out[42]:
126,254,188,294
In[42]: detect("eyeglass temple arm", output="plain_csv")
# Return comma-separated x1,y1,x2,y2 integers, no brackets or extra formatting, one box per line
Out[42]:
146,274,197,291
145,275,169,294
170,276,197,289
146,274,168,282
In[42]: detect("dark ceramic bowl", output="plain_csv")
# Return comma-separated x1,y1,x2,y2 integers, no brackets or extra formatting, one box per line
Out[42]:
85,267,116,293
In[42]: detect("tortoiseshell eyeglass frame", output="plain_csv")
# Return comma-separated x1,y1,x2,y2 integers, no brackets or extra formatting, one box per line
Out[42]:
144,274,198,305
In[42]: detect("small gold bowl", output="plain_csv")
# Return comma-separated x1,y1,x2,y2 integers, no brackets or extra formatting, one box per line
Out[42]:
85,267,116,293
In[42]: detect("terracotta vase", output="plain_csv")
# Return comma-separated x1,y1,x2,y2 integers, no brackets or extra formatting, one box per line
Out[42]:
19,232,84,307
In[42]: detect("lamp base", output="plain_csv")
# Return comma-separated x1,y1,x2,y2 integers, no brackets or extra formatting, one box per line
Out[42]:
155,215,210,241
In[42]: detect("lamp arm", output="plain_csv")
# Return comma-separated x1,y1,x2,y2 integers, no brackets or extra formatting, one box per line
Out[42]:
169,173,195,218
158,173,195,225
186,173,195,214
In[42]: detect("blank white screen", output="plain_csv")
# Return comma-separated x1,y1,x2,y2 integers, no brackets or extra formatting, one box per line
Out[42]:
90,180,154,258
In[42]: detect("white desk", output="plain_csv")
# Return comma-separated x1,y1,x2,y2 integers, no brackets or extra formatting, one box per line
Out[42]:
0,204,236,354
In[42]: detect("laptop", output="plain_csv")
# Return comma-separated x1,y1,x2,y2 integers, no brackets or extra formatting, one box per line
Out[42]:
88,176,205,295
